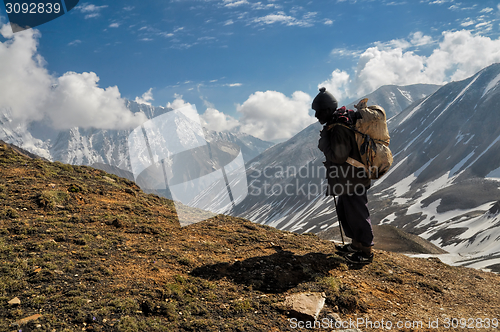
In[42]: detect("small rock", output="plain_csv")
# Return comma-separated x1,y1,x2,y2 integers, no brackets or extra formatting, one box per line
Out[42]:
111,218,123,228
124,188,135,195
10,314,42,326
102,176,116,182
327,312,341,322
8,297,20,305
283,292,326,321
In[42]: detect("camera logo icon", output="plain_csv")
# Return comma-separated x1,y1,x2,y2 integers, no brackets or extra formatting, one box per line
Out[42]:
128,105,248,226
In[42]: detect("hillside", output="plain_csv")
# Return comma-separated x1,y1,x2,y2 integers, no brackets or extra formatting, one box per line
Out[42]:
1,141,499,332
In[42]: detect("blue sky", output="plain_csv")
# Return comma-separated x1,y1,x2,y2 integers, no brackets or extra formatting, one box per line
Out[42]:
2,0,500,141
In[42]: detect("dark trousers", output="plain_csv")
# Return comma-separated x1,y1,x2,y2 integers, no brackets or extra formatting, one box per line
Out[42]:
336,191,374,247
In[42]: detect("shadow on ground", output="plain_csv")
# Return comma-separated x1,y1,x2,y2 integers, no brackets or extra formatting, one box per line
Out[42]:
191,248,346,293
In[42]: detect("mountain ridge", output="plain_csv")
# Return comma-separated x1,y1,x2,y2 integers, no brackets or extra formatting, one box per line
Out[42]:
0,100,274,175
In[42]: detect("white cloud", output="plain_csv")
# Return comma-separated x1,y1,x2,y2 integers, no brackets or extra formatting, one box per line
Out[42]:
223,0,249,7
200,108,239,132
166,91,315,141
236,91,314,141
252,11,314,27
0,26,52,125
226,83,242,87
135,88,154,106
83,13,99,19
410,31,434,46
330,47,364,58
480,7,494,13
461,19,475,27
78,3,108,13
322,29,500,102
166,94,193,110
76,3,108,19
45,72,146,130
109,23,120,28
68,39,82,46
324,19,334,25
198,36,216,41
252,2,281,10
426,0,453,4
166,95,239,134
318,70,351,102
253,12,296,25
0,24,146,130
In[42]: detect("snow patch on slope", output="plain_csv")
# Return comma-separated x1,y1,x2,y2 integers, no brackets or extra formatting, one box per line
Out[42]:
482,72,500,98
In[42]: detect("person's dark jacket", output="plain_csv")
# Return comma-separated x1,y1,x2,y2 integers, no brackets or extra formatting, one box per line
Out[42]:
318,124,371,196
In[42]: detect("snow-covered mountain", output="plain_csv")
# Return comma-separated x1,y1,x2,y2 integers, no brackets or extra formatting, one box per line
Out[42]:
0,101,169,169
0,100,273,174
369,63,500,271
233,64,500,272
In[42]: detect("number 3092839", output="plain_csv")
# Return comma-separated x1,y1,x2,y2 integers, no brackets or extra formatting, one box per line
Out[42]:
5,2,61,14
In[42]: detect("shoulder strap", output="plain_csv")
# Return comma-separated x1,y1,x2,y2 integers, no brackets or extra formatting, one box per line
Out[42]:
327,123,368,171
327,122,352,131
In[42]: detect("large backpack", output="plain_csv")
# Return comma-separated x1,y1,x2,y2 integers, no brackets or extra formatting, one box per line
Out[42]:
328,99,393,180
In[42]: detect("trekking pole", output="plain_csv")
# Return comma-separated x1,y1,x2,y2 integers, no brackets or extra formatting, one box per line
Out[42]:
333,195,345,245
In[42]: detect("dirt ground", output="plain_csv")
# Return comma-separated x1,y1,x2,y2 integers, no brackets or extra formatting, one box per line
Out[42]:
1,142,499,332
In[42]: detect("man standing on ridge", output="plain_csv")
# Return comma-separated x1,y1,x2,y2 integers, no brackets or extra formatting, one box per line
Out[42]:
313,87,374,265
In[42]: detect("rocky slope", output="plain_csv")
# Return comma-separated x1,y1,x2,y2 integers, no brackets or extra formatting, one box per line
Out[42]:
1,141,499,332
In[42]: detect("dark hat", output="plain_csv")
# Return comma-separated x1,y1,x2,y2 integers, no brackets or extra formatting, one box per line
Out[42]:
312,87,338,112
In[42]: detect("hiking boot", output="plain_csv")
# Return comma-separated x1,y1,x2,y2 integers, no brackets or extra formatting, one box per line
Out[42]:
335,243,360,256
345,251,374,265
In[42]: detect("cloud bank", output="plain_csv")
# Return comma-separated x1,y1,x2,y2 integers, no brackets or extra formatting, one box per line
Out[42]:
320,30,500,102
236,91,314,142
162,91,314,142
198,90,314,142
0,24,147,130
